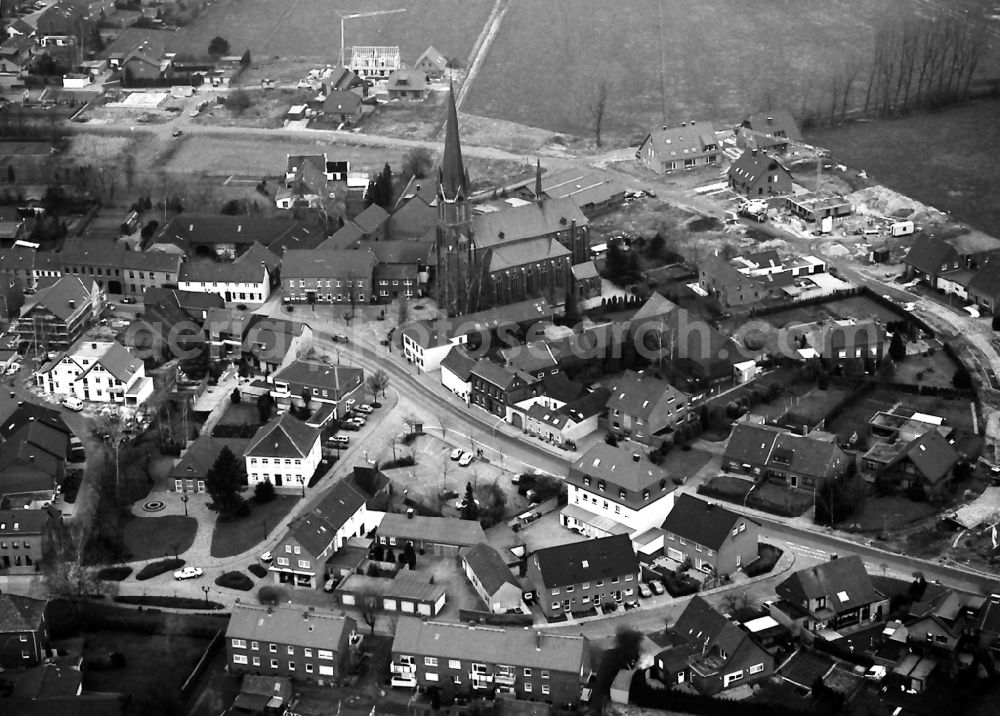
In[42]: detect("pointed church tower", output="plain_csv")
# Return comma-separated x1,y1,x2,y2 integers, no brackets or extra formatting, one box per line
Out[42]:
435,85,475,315
534,158,544,207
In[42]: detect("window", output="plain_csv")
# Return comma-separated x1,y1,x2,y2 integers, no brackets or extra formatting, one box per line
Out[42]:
525,682,533,692
318,649,333,660
251,641,258,651
611,577,619,584
425,657,438,667
426,672,439,681
288,661,295,671
287,646,295,655
304,648,313,658
551,588,560,596
448,659,461,669
252,656,260,666
565,586,574,593
582,582,590,589
298,560,310,569
305,663,314,673
552,602,560,610
625,574,633,581
541,684,550,695
749,663,764,675
269,644,278,653
233,654,248,664
524,668,532,677
293,546,300,554
270,658,278,668
231,638,246,649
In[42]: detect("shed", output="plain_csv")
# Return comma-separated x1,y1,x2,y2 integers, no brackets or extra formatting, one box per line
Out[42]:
610,668,634,704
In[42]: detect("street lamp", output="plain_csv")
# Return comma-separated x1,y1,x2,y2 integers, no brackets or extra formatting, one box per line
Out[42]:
201,585,210,607
262,519,268,542
744,483,757,507
181,493,188,517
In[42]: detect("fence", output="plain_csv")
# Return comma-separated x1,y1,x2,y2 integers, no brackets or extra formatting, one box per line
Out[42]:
180,628,225,701
456,609,533,627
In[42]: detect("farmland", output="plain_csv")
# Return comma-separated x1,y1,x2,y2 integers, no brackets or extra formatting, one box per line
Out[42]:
164,0,494,65
807,98,1000,233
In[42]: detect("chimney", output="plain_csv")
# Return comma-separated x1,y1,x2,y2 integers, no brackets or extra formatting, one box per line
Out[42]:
690,120,696,126
766,116,774,126
632,453,640,462
406,508,414,519
68,299,75,309
680,122,686,128
536,632,542,651
661,125,667,131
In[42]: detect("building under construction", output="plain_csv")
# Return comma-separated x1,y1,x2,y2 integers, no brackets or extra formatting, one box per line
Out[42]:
349,46,400,79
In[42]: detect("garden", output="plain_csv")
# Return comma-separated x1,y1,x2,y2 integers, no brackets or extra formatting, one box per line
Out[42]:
123,514,198,562
210,492,298,558
699,475,815,518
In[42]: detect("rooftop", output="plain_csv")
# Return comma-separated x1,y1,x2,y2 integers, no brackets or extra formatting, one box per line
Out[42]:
227,603,354,650
530,533,638,589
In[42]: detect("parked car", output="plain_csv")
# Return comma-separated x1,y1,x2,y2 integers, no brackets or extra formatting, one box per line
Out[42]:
638,582,652,599
356,404,374,414
649,580,665,595
259,551,273,563
323,577,337,592
450,448,463,461
458,451,474,467
173,567,203,581
4,362,20,375
120,296,135,304
340,422,360,432
329,435,350,446
348,416,366,427
62,396,84,411
331,334,349,343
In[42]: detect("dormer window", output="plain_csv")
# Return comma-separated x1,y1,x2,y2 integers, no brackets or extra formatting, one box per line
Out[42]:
598,480,605,492
642,490,650,501
619,490,626,499
583,477,591,486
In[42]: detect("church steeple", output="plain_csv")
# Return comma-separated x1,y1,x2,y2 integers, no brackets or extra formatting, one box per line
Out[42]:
439,84,466,203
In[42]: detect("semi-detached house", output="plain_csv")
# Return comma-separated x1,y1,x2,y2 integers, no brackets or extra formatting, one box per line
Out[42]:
660,495,760,577
390,617,590,703
605,370,689,445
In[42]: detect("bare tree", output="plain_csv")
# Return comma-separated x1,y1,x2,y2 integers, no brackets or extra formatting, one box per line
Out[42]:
366,368,390,401
359,589,380,634
92,411,128,502
437,413,451,439
42,519,104,597
586,80,609,148
397,297,410,327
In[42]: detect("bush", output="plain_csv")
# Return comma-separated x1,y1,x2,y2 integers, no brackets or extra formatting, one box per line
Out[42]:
135,558,184,581
380,455,415,470
743,544,782,577
248,563,268,578
96,566,133,581
115,595,224,610
215,571,254,591
226,88,252,115
254,480,276,504
258,585,287,606
663,571,699,597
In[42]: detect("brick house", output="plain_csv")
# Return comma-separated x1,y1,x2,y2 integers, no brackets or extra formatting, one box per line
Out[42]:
727,150,792,197
605,370,689,444
269,360,365,419
374,513,486,557
774,556,888,633
723,423,850,492
698,256,764,308
470,359,540,418
0,593,49,668
527,533,640,618
58,238,181,299
168,436,249,494
390,618,589,703
637,122,721,173
660,495,759,577
440,345,476,403
226,603,358,683
281,248,377,305
0,508,59,575
737,110,801,153
903,235,960,288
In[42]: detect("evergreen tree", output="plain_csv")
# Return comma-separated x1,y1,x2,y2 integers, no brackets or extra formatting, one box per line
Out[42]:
377,162,393,210
563,275,581,326
461,481,477,521
888,332,906,362
205,446,247,514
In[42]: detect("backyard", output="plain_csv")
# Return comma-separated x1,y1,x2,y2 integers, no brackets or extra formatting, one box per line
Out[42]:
123,515,199,562
761,294,903,329
826,387,977,442
210,494,299,558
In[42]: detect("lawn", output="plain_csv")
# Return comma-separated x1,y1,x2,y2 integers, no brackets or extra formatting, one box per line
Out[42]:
81,629,212,714
762,294,903,329
844,494,939,533
164,0,494,64
663,447,712,482
807,98,1000,233
465,0,963,140
827,386,977,442
210,495,298,558
122,515,198,562
215,401,262,428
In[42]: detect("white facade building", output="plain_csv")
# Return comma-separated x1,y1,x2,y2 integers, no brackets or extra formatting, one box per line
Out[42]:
35,339,153,407
245,413,322,490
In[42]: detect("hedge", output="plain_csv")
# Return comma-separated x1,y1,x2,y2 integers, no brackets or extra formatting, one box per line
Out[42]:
743,544,782,578
380,455,416,470
215,571,254,591
96,566,133,581
248,563,268,578
114,595,224,610
135,558,185,581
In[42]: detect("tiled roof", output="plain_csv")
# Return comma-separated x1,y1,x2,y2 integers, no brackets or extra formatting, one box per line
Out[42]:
168,437,250,480
283,479,366,556
439,346,477,381
0,508,53,536
227,603,354,651
606,369,687,419
641,122,717,158
777,555,881,615
386,69,427,92
473,197,587,249
351,204,390,234
272,360,364,398
486,236,570,272
0,592,47,632
570,442,670,492
571,260,599,280
392,617,586,673
530,533,637,589
741,110,801,141
376,513,485,547
904,235,958,276
414,45,447,71
152,214,316,252
322,90,362,115
281,248,377,279
23,275,94,322
892,429,958,484
470,359,519,390
59,238,181,273
661,495,754,551
246,413,320,459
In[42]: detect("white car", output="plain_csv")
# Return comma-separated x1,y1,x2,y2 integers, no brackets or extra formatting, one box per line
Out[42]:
356,404,374,414
450,448,463,461
173,566,203,581
348,416,366,427
259,551,273,563
4,362,20,375
458,452,474,467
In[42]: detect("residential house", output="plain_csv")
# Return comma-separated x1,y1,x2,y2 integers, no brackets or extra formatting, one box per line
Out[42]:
132,287,221,360
784,194,853,224
270,360,365,419
389,176,438,239
903,235,960,288
325,67,367,96
276,161,328,210
653,596,774,694
461,543,523,614
242,315,313,376
351,204,390,242
524,387,608,446
968,259,1000,313
0,36,34,74
0,593,49,668
402,320,469,373
727,150,792,197
470,359,540,418
737,110,801,153
774,556,888,633
271,480,368,589
203,308,251,362
335,572,447,617
281,248,377,305
285,154,327,185
660,495,760,577
226,603,358,682
975,592,1000,653
390,617,589,702
440,345,476,403
413,46,448,79
527,533,640,618
322,91,363,125
5,19,35,40
349,46,400,79
865,428,959,498
605,370,689,444
723,423,850,492
386,69,428,100
35,0,87,36
374,513,486,557
637,122,721,173
562,443,676,547
16,275,102,352
0,402,71,505
0,246,47,293
244,413,322,491
572,260,602,300
168,436,249,494
367,238,433,300
35,339,153,407
698,256,765,308
0,508,59,575
149,214,322,260
58,238,182,298
178,242,279,304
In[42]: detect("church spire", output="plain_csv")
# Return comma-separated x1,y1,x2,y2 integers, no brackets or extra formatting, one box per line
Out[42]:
534,158,543,206
439,83,466,202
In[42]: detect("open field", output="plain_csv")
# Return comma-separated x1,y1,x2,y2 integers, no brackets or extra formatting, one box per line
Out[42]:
464,0,1000,140
807,98,1000,233
165,0,494,65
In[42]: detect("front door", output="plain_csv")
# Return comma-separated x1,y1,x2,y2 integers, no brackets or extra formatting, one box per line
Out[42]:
736,554,742,568
274,475,283,487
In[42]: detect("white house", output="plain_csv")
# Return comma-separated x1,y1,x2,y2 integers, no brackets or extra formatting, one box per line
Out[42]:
460,543,523,614
561,443,677,549
178,244,279,305
401,320,468,373
244,413,322,490
439,346,475,403
35,339,153,407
